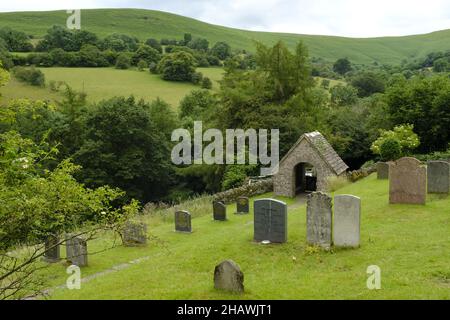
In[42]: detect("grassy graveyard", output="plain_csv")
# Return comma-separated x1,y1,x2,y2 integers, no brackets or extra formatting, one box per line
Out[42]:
35,174,449,300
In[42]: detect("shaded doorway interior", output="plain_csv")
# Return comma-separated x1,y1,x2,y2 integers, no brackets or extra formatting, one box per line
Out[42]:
294,163,317,194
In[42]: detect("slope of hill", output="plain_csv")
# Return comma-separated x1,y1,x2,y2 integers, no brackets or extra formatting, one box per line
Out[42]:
1,9,450,65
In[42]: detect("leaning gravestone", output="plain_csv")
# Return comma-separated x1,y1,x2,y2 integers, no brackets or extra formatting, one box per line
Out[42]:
236,197,250,215
333,195,361,248
66,235,88,267
214,260,244,293
122,221,147,246
306,192,332,249
427,161,450,194
43,235,60,263
389,157,427,205
213,201,227,221
254,199,287,243
175,210,192,233
377,162,389,180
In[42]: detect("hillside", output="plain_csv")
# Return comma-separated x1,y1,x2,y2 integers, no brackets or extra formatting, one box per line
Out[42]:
1,9,450,65
33,174,450,300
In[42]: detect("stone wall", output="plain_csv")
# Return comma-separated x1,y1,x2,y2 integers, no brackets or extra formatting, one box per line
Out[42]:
214,179,273,204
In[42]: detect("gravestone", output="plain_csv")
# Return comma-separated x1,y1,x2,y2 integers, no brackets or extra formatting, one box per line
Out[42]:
389,157,427,205
333,195,361,248
43,235,60,263
66,235,88,267
236,197,250,215
306,192,332,249
254,199,287,243
377,162,389,180
122,221,147,246
213,201,227,221
427,161,450,194
175,210,192,233
214,260,244,293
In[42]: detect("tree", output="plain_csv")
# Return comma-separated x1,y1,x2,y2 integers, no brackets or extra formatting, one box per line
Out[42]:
211,42,231,60
330,84,359,106
433,58,449,72
137,60,148,71
145,38,163,53
100,34,138,52
157,51,196,82
370,124,420,158
188,38,209,51
201,77,213,89
333,58,352,75
0,27,33,52
351,72,386,97
115,53,131,69
78,45,108,67
132,45,161,66
74,97,174,202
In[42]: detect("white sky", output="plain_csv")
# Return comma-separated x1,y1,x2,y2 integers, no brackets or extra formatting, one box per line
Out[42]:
0,0,449,37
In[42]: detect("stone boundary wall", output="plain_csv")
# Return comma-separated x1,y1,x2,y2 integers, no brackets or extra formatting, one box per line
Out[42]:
213,178,274,204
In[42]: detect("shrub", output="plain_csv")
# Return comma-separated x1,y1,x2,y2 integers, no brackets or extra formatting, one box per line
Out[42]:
115,53,131,70
13,66,45,87
379,138,402,161
201,77,212,89
149,62,158,74
137,60,148,71
157,51,196,82
190,72,203,85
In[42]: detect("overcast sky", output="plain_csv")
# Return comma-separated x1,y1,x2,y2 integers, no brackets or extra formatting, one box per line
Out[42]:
1,0,449,37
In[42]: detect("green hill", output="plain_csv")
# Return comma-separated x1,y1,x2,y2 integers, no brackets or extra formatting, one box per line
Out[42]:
1,8,450,65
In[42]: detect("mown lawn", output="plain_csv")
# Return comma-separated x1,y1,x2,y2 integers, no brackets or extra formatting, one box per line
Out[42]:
35,174,449,300
1,67,224,108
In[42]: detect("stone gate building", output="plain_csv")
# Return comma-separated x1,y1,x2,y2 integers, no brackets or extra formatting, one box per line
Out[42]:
274,131,348,198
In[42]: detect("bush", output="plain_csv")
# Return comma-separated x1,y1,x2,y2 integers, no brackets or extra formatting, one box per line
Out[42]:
137,60,148,71
190,72,203,85
379,138,402,161
13,66,45,87
149,62,158,74
157,51,196,82
201,77,212,89
115,53,131,70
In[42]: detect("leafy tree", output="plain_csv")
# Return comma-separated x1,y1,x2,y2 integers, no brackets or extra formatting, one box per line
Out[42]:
190,71,203,85
132,45,161,66
145,38,163,53
137,60,148,71
157,51,196,81
433,58,449,72
79,45,109,67
179,89,217,123
115,53,131,69
201,77,213,89
333,58,352,75
0,27,33,52
100,34,138,52
74,97,174,202
351,71,386,97
12,67,45,87
188,38,209,51
330,84,359,106
211,42,231,60
183,33,192,45
371,124,420,158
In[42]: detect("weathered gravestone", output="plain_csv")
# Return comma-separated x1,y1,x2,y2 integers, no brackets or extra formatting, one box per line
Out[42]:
377,162,389,180
43,235,60,263
214,260,244,293
254,199,287,243
122,221,147,246
389,157,427,205
66,235,88,267
213,201,227,221
333,195,361,248
175,210,192,233
306,192,332,249
236,197,250,215
427,161,450,194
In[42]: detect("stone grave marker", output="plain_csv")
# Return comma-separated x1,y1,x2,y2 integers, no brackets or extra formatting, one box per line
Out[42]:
254,199,287,243
214,260,244,293
175,210,192,233
66,235,88,267
122,221,147,246
333,195,361,248
43,235,60,263
306,192,332,249
389,157,426,205
427,161,450,194
213,201,227,221
377,162,389,180
236,197,250,215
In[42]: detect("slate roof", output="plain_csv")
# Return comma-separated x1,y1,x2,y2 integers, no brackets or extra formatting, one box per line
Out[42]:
280,131,349,175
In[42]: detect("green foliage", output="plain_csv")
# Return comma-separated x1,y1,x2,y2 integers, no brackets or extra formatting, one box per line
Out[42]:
201,77,212,89
137,60,148,71
190,71,203,85
385,75,450,152
157,51,196,82
36,26,98,52
0,27,33,52
115,53,131,69
0,61,9,91
330,84,358,106
351,71,386,97
221,165,258,191
12,66,45,87
132,45,161,66
211,41,231,60
145,38,163,53
100,33,138,52
433,58,449,72
79,44,109,67
333,58,352,75
179,89,217,125
371,124,420,159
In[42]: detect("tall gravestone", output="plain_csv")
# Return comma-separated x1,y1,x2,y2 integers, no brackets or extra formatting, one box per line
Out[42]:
427,161,450,194
66,235,88,267
389,157,427,205
377,162,389,180
333,195,361,248
43,235,60,263
175,210,192,233
214,260,244,293
122,221,147,246
306,192,332,249
213,201,227,221
254,199,287,243
236,197,250,215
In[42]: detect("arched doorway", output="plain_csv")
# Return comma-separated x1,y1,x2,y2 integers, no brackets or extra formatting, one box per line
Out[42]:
294,162,317,194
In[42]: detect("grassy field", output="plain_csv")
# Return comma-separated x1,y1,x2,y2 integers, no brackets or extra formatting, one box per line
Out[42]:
1,67,224,108
1,9,450,65
34,174,449,300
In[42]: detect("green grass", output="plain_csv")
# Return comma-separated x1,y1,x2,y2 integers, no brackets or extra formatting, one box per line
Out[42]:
1,9,450,64
36,174,449,300
1,67,223,108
